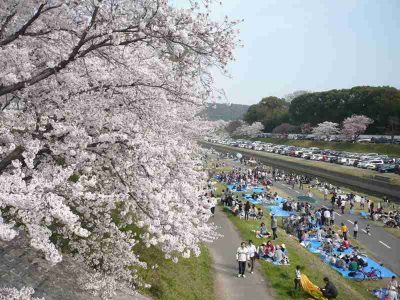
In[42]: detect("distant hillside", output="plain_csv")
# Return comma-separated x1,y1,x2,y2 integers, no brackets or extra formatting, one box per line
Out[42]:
202,103,249,121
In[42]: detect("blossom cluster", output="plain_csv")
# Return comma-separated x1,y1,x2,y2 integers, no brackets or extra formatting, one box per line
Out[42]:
0,0,239,297
233,121,264,137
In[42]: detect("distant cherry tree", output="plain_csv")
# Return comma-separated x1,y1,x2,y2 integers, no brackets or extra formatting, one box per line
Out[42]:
312,121,339,140
341,115,374,141
233,122,264,137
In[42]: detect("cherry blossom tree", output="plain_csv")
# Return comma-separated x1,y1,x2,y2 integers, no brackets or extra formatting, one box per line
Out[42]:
0,286,44,300
233,121,264,137
312,121,339,140
341,115,374,141
0,0,239,298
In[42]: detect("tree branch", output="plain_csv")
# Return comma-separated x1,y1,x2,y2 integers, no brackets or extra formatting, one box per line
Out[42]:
0,146,24,175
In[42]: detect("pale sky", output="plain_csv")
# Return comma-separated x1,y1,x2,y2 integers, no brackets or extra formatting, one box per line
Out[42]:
172,0,400,105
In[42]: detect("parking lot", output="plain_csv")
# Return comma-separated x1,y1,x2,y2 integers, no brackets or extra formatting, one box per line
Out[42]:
207,138,400,175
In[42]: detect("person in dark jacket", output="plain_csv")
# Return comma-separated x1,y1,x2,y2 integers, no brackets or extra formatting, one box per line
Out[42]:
320,277,338,299
244,201,251,220
271,215,278,240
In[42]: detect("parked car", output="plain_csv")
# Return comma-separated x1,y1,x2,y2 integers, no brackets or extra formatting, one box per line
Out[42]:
377,163,399,173
365,159,385,170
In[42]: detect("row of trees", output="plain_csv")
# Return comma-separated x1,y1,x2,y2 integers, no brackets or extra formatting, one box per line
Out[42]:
311,115,374,141
244,86,400,135
0,0,238,298
261,115,373,141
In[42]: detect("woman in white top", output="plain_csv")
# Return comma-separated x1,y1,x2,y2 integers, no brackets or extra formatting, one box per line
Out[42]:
247,240,257,274
236,242,249,278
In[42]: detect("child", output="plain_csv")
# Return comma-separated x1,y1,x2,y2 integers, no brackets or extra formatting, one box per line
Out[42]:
366,224,371,236
294,265,301,289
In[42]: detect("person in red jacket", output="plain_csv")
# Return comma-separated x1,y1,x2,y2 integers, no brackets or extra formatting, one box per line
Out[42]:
264,240,275,258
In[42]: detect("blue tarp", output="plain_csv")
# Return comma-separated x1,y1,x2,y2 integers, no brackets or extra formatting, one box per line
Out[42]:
304,239,397,279
252,187,265,193
264,206,296,217
227,184,247,192
359,212,369,217
275,196,286,204
249,199,264,205
329,256,396,279
305,239,353,254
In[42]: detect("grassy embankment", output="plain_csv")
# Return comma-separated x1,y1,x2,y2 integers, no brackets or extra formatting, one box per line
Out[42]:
204,141,400,186
111,214,215,300
252,137,400,157
212,169,385,300
135,244,214,300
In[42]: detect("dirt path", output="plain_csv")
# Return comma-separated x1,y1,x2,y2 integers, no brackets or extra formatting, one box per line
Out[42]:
208,207,276,300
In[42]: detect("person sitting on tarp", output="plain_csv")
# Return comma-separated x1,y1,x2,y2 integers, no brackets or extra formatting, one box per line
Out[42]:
356,256,368,268
335,257,346,269
264,240,275,258
322,241,333,253
320,277,338,299
256,222,270,238
256,208,264,220
329,254,337,266
348,258,359,272
342,239,350,249
273,245,284,263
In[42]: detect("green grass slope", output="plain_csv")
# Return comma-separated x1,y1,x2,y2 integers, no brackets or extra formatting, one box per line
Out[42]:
136,244,214,300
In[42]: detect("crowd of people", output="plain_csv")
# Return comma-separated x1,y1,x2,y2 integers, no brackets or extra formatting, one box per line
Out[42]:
209,153,399,300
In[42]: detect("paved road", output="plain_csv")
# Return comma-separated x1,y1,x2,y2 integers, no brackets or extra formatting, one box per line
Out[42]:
208,207,276,300
273,180,400,275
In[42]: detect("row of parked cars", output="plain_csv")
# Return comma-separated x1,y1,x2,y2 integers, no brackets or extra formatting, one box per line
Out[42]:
208,138,400,174
258,133,400,144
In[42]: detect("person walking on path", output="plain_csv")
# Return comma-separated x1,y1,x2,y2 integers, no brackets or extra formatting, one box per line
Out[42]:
294,265,301,290
323,209,331,226
340,199,346,214
353,221,359,239
247,240,257,274
341,223,348,240
236,242,249,278
244,201,251,221
271,215,278,240
330,209,335,225
320,277,338,299
366,224,371,236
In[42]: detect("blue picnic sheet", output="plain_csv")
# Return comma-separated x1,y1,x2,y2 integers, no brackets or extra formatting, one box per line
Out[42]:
227,184,247,192
243,194,264,205
252,187,265,193
248,199,264,205
303,239,397,279
304,238,353,254
371,288,388,300
359,211,369,217
329,256,396,279
275,196,286,204
264,205,296,217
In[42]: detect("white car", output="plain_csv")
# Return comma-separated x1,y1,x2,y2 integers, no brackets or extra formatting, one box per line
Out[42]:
365,159,384,170
360,153,379,160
